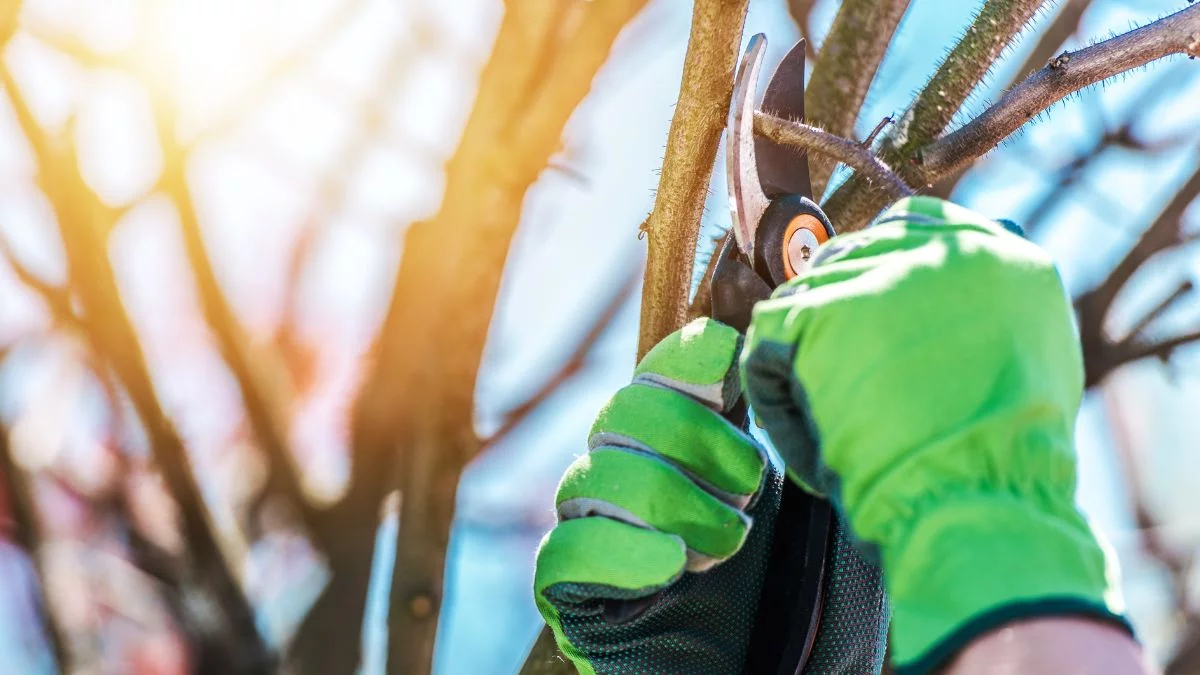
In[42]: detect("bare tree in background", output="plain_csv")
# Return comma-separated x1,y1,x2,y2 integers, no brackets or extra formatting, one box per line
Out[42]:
0,0,649,674
0,1,1198,675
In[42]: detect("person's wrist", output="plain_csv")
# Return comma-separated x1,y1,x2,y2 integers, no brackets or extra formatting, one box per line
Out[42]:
880,490,1129,674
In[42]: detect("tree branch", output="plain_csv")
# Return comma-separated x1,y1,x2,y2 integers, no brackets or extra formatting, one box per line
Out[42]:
1102,384,1199,674
686,230,729,321
151,96,331,555
929,0,1096,199
1,65,274,673
0,421,68,671
805,0,911,198
756,112,914,201
822,0,1049,231
386,2,651,670
0,232,83,332
1124,279,1192,341
1078,163,1200,387
786,0,819,61
920,4,1200,181
636,0,750,359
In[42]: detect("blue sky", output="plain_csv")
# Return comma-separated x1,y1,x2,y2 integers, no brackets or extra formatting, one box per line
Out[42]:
1,1,1199,673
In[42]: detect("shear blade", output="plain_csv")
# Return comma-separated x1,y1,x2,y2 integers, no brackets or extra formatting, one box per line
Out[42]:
726,33,770,259
756,38,811,200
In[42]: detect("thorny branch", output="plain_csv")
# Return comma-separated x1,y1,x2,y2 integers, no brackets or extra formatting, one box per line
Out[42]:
919,4,1200,181
636,0,751,359
930,0,1096,199
755,112,914,200
804,0,911,198
821,0,1049,231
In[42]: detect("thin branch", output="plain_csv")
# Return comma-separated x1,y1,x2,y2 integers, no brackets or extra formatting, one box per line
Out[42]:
822,0,1050,231
1005,0,1094,92
152,92,331,554
0,422,69,672
1124,279,1192,341
483,263,641,451
687,230,729,321
0,232,83,332
1113,329,1200,372
1089,165,1200,324
930,0,1096,198
755,112,914,200
1078,164,1200,387
636,0,750,359
805,0,911,198
1102,384,1198,674
920,4,1200,181
1,65,274,673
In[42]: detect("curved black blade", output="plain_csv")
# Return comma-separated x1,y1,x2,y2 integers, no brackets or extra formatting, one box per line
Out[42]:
755,39,811,200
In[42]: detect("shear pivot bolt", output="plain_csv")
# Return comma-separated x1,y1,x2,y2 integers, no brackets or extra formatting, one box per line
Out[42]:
783,214,827,277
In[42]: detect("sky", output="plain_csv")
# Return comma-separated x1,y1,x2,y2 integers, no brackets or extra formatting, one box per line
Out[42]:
0,0,1198,673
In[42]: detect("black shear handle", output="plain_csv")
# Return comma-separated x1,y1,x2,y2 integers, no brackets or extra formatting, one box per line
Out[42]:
710,236,833,675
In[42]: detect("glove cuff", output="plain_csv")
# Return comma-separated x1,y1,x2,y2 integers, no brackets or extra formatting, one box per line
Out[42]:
883,491,1131,674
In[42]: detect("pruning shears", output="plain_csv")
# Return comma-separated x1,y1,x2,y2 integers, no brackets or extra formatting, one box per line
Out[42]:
709,34,838,675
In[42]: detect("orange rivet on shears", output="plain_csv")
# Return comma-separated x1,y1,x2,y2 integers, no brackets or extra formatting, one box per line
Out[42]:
782,214,829,278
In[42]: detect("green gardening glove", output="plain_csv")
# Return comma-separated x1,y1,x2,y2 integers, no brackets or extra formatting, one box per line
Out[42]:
532,319,779,674
741,196,1131,674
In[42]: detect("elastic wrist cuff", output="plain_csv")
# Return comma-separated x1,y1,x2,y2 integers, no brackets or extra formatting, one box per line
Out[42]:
881,492,1124,669
892,597,1134,675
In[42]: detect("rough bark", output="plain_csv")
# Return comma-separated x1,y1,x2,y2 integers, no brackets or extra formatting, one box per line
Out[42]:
636,0,751,359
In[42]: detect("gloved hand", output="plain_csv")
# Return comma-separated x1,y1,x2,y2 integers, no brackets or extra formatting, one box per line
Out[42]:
533,317,890,674
532,319,779,674
742,195,1131,674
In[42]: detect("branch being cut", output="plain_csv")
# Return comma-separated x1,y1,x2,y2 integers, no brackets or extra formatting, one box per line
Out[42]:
756,112,914,200
822,0,1049,231
636,0,750,359
804,0,911,198
920,5,1200,181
